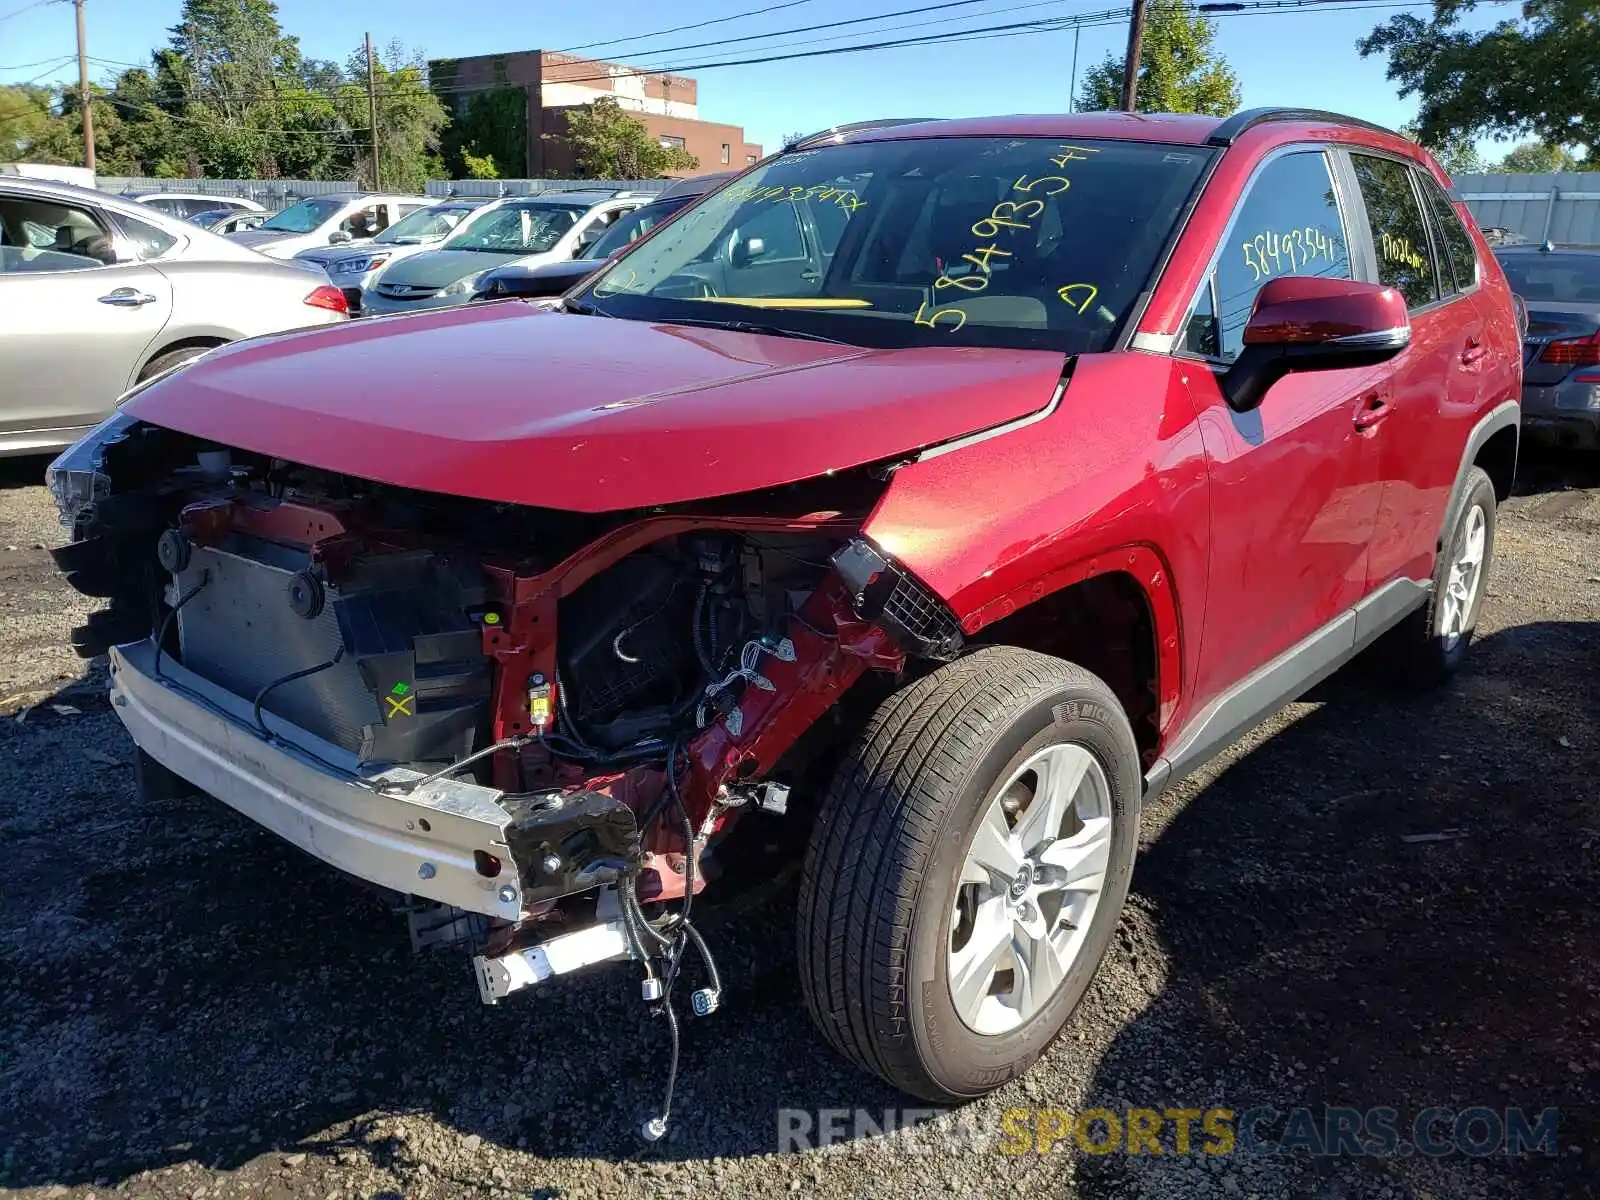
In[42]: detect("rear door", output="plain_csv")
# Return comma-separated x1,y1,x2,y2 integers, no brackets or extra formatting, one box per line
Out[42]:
1176,148,1387,697
1340,152,1483,590
0,189,173,442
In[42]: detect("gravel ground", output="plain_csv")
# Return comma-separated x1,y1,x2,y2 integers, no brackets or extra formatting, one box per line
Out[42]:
0,449,1596,1200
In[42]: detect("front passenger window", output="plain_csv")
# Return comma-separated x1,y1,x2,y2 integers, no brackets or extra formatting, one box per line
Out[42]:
1188,151,1352,362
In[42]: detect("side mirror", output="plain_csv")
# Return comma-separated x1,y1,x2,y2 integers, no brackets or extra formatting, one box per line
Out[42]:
731,235,766,268
329,229,354,244
1223,276,1410,413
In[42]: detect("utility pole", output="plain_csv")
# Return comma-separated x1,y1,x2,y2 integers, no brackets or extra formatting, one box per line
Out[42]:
1120,0,1147,112
74,0,94,172
1068,25,1081,113
365,33,381,190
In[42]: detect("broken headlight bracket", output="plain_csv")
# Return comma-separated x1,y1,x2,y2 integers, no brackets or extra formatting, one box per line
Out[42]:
830,536,964,660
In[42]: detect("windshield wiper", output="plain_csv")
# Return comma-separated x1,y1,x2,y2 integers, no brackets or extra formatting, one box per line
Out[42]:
561,296,610,316
659,316,853,345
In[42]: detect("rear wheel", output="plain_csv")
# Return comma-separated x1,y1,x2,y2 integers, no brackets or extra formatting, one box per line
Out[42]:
137,344,217,384
797,646,1141,1101
1396,465,1497,685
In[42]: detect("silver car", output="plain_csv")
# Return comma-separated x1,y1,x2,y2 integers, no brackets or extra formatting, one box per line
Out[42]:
0,176,348,457
294,198,495,313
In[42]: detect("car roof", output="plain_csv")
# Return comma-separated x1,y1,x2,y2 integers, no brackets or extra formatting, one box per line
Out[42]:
822,107,1397,150
0,175,197,226
656,171,738,200
1495,243,1600,254
513,191,627,206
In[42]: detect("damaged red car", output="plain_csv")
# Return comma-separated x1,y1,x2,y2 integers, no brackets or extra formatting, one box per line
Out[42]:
49,109,1521,1131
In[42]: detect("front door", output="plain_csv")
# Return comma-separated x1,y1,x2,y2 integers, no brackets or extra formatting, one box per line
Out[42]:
1176,148,1388,704
0,190,173,442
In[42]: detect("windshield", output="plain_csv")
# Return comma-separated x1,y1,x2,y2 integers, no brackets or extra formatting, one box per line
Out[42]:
377,205,474,244
1497,252,1600,304
580,137,1210,351
584,196,692,259
445,203,584,254
188,209,229,228
259,197,344,233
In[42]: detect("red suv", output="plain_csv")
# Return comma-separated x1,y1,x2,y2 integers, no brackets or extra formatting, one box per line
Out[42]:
48,108,1520,1124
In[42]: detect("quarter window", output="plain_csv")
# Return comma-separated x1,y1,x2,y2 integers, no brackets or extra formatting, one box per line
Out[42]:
1417,174,1478,295
117,213,179,259
1350,154,1439,309
1189,151,1352,362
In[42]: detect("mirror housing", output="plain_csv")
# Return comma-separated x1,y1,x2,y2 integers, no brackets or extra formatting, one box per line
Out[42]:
1222,276,1410,413
328,229,354,245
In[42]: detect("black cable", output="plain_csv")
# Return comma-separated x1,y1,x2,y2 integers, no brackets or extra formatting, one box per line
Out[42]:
651,995,682,1138
680,920,723,998
252,648,345,737
151,569,211,681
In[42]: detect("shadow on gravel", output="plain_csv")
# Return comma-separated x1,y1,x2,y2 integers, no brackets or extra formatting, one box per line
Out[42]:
3,624,1598,1194
1071,621,1600,1199
0,454,52,492
1510,441,1600,498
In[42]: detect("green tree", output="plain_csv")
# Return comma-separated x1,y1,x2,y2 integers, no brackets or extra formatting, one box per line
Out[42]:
1360,0,1600,160
461,150,499,179
1077,2,1240,116
0,84,57,159
1492,141,1584,173
335,42,447,192
560,96,698,178
1399,122,1485,177
441,88,526,179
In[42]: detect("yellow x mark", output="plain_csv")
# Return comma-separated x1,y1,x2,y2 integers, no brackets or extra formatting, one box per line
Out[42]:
385,693,415,719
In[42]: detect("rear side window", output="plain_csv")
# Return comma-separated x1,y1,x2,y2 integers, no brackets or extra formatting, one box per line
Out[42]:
1350,154,1440,309
117,213,180,260
1417,175,1478,295
1187,150,1352,362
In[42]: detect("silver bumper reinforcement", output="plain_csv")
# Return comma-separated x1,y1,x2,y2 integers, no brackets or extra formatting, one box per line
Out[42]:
108,640,523,921
473,919,634,1004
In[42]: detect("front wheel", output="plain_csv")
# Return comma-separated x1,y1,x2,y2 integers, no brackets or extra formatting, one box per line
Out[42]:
797,647,1141,1101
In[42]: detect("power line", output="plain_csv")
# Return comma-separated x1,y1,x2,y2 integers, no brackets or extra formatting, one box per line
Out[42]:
551,0,823,55
544,0,1009,67
0,0,58,23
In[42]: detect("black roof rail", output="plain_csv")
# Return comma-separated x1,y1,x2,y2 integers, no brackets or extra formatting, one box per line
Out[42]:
784,118,941,152
1206,107,1396,147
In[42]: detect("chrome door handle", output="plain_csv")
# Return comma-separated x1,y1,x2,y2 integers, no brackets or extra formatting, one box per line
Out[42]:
98,288,157,307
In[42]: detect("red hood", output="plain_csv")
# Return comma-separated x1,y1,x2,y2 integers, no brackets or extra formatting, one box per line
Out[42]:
125,303,1067,512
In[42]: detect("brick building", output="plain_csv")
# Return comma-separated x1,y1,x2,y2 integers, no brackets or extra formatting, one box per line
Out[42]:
428,49,763,178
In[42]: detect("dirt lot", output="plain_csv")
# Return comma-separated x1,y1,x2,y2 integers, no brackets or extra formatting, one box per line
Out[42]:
0,449,1596,1200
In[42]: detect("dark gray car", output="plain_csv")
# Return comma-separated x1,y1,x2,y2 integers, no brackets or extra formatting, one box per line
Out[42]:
1497,245,1600,447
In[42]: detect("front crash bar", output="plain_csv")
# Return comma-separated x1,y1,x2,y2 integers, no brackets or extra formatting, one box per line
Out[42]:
109,639,524,920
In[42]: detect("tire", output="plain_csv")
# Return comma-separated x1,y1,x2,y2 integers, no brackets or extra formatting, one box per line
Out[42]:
797,646,1141,1102
136,345,216,384
1396,465,1497,685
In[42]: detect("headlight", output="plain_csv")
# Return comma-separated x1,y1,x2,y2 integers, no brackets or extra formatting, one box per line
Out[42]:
336,255,388,275
439,274,483,297
47,410,139,532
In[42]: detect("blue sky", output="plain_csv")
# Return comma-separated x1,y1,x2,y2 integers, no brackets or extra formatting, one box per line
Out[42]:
1,0,1512,160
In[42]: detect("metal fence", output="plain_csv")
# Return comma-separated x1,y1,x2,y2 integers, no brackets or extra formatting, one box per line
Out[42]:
422,178,673,198
96,177,359,208
91,176,673,207
1455,172,1600,247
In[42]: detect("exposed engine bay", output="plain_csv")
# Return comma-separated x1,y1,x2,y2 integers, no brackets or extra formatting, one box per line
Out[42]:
53,417,966,1137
